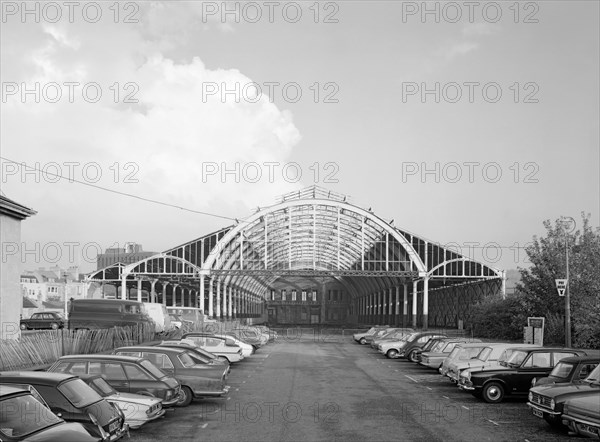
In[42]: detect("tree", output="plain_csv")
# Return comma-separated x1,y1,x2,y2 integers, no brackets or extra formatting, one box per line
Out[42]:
516,213,600,348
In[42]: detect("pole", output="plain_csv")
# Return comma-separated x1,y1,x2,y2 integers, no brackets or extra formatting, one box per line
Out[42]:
565,228,571,348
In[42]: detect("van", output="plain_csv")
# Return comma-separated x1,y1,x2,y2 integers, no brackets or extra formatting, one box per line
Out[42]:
67,299,153,330
143,302,175,334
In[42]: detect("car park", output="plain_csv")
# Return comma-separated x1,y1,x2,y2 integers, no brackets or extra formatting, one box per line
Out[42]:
182,333,244,363
0,384,100,441
458,347,589,403
446,343,540,382
0,371,127,441
113,345,230,406
385,331,448,361
79,374,165,430
531,355,599,387
528,364,600,427
419,340,482,370
19,312,65,330
47,354,181,407
353,326,389,345
561,395,600,438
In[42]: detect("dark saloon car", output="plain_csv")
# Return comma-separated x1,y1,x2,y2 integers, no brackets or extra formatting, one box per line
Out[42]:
562,395,600,438
528,364,600,427
459,347,588,403
0,384,100,441
47,354,181,407
113,346,230,407
531,355,600,387
19,312,65,330
0,372,126,441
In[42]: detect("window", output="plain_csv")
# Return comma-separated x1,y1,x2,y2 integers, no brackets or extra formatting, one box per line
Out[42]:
292,290,297,301
302,291,307,301
101,363,128,380
312,290,317,302
523,352,551,368
281,290,286,301
143,352,174,369
554,352,577,365
580,363,598,379
271,290,275,301
124,364,152,380
69,362,87,375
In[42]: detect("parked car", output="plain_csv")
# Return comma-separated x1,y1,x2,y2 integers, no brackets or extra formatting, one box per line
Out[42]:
67,299,153,330
419,340,483,370
47,354,181,407
531,355,600,387
370,328,414,349
19,312,65,330
143,303,175,334
404,336,450,362
384,331,448,360
439,342,493,378
79,374,165,430
362,328,399,347
353,326,389,345
458,347,589,403
446,343,540,382
113,346,230,406
562,395,600,438
528,364,600,427
0,371,127,441
0,384,100,441
186,332,254,357
158,339,230,368
182,333,244,363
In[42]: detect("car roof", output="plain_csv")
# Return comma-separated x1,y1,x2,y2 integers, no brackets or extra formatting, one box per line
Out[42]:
0,384,32,397
0,371,77,386
115,346,186,354
508,347,586,353
57,354,146,363
555,355,600,363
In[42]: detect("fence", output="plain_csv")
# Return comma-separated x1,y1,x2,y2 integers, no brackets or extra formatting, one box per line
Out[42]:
0,323,156,371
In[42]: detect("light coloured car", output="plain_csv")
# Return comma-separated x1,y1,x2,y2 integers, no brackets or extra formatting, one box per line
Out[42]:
190,332,254,357
81,374,165,430
354,326,389,345
446,343,541,382
371,328,414,349
420,340,482,370
182,333,244,363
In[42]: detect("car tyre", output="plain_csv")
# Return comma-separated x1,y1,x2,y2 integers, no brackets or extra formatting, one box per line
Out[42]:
218,356,229,363
20,324,28,330
482,382,504,404
50,322,59,330
386,349,399,359
359,338,367,345
176,386,193,407
408,350,419,362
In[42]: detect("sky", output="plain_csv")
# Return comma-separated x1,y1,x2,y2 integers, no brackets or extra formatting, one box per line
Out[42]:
1,1,598,274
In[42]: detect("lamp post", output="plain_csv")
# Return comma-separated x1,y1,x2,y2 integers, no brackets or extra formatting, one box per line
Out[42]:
561,216,575,348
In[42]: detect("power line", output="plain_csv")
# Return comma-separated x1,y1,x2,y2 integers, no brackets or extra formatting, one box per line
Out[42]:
0,157,238,222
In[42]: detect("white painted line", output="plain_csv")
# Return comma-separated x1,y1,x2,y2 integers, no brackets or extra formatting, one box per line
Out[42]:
247,375,252,377
394,370,398,372
201,423,208,429
462,406,469,410
404,375,418,383
235,388,239,391
442,396,450,399
487,419,500,426
227,397,231,401
426,387,432,391
242,381,246,384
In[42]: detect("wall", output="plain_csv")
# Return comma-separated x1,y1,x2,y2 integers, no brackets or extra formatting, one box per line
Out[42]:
1,215,23,339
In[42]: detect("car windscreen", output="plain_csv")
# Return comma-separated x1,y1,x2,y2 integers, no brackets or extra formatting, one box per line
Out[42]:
140,360,167,379
549,361,575,379
447,347,461,359
89,378,117,396
0,394,62,437
431,341,447,352
504,350,528,367
406,332,419,342
58,379,103,408
584,365,600,383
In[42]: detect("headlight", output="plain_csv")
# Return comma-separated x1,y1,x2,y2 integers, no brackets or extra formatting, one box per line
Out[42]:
531,378,536,387
165,390,172,399
528,392,533,402
550,399,555,410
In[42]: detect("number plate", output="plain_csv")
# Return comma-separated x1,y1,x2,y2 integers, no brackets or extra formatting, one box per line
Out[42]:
532,409,544,418
578,423,600,436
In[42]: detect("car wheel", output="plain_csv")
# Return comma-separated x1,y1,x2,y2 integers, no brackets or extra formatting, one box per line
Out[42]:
386,349,399,359
218,356,229,363
20,324,27,330
482,382,505,404
408,350,419,362
50,323,59,330
359,338,367,345
175,386,193,407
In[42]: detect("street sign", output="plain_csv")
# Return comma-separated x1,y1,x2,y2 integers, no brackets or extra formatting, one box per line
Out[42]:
555,279,567,297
